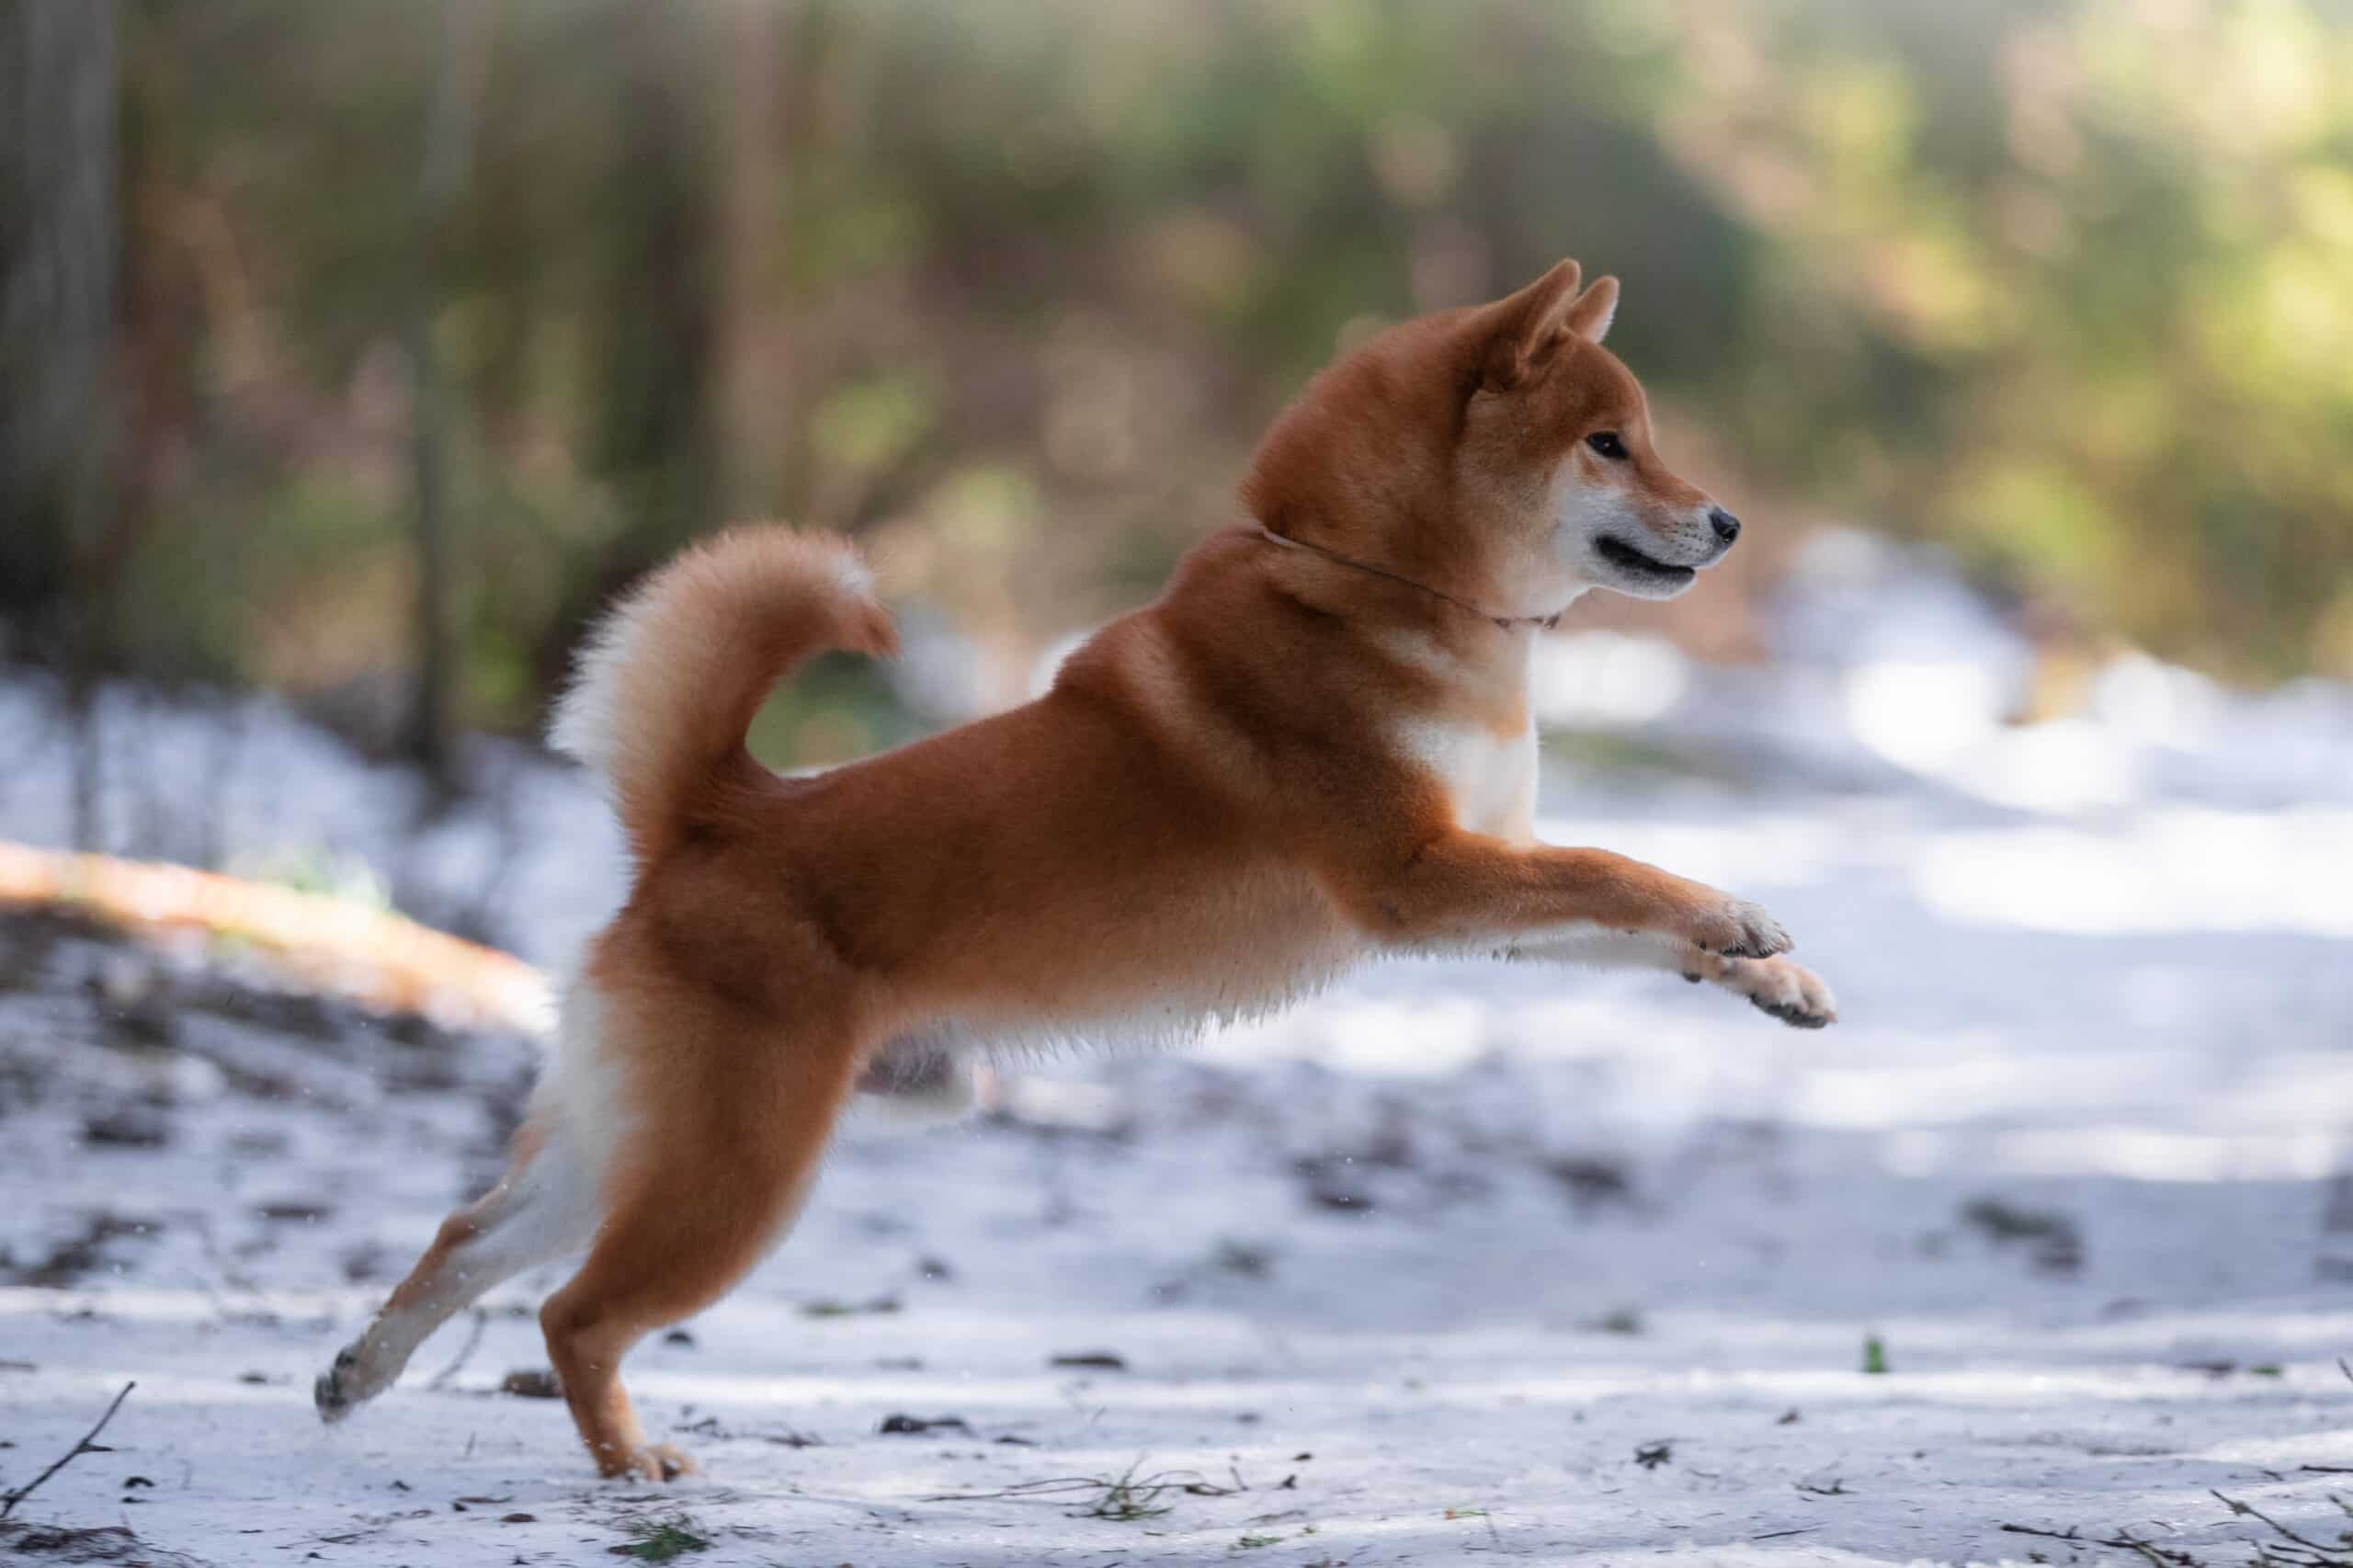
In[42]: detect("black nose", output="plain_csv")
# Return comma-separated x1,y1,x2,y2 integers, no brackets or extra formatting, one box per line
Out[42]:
1709,507,1741,543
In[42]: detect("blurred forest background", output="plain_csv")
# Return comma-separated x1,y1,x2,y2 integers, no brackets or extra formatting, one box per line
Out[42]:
5,0,2350,784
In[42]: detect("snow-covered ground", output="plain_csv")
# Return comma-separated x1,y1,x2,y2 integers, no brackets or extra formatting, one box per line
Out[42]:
5,535,2352,1565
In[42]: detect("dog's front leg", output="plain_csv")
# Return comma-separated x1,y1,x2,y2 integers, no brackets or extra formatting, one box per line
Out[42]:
1321,828,1792,960
1508,928,1837,1028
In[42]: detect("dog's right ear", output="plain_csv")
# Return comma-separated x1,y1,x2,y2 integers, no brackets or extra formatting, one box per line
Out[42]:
1477,259,1584,391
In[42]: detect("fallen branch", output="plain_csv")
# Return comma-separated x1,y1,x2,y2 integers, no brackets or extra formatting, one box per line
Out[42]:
0,841,549,1029
1,1381,135,1519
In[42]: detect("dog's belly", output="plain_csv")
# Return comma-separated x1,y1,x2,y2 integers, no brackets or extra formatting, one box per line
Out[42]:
919,862,1360,1055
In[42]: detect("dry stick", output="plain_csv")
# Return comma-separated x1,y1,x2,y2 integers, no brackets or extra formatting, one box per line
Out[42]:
426,1308,489,1392
1998,1523,2090,1546
921,1463,1243,1511
0,1381,135,1520
2210,1490,2353,1562
2109,1539,2200,1568
1997,1522,2200,1568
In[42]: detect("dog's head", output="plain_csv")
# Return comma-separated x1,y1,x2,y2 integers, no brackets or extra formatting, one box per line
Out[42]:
1244,259,1739,619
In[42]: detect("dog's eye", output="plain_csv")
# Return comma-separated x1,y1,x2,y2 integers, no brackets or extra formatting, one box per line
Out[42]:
1586,431,1628,460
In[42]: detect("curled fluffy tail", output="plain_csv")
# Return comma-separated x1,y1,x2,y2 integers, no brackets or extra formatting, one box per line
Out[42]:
550,526,895,863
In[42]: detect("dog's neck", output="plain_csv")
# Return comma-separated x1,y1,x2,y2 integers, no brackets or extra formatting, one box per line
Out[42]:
1250,525,1563,633
1233,522,1563,733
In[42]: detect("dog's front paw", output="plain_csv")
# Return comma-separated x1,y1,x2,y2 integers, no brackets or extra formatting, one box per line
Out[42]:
1687,897,1791,960
1725,955,1836,1028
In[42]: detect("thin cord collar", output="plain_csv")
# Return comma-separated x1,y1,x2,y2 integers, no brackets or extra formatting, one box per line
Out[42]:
1250,524,1561,632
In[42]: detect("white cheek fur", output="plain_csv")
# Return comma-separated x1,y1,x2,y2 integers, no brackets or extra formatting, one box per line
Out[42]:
1549,472,1642,564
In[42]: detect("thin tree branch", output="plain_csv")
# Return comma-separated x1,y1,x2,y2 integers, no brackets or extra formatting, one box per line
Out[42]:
1,1381,135,1519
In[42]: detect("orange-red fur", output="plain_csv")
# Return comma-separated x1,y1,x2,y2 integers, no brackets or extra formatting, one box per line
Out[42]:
319,259,1836,1479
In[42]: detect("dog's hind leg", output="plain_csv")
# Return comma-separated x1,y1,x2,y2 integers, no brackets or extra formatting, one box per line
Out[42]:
317,981,618,1422
537,987,865,1481
314,1112,601,1421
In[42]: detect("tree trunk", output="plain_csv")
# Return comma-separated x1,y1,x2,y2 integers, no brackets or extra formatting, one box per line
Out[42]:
1,0,120,846
537,0,723,699
716,0,788,518
0,0,118,639
402,0,491,790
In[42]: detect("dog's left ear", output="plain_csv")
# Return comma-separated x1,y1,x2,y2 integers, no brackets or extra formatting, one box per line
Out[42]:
1563,277,1618,345
1479,259,1584,390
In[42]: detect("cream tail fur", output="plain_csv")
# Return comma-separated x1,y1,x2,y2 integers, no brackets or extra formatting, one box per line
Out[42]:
548,527,895,866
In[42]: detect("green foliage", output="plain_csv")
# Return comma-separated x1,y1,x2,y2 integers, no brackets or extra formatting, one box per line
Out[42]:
616,1517,710,1562
1082,1466,1175,1522
60,0,2353,765
1863,1334,1890,1375
233,847,391,910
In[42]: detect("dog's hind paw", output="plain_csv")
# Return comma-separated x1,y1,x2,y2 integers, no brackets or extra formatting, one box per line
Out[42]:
598,1442,700,1483
314,1346,361,1424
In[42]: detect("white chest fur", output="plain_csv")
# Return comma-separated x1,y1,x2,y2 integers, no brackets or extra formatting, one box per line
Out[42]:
1399,714,1539,842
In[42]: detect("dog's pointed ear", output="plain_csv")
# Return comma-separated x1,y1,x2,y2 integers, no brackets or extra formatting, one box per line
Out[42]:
1564,276,1619,345
1479,259,1583,390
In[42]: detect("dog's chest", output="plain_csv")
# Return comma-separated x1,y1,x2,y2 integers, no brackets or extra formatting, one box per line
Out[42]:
1398,714,1539,841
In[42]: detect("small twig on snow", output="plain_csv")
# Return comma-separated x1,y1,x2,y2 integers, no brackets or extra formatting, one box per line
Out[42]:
1,1381,135,1519
426,1308,489,1391
2210,1490,2353,1563
921,1459,1245,1520
1998,1521,2203,1568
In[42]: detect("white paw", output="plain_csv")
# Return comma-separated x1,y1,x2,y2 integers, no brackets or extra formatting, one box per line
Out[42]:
1688,898,1793,960
1725,956,1836,1028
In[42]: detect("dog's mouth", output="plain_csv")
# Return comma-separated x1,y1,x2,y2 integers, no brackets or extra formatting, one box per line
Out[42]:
1594,534,1699,586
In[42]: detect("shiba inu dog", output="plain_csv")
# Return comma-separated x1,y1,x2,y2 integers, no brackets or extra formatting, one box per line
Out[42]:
317,258,1836,1479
